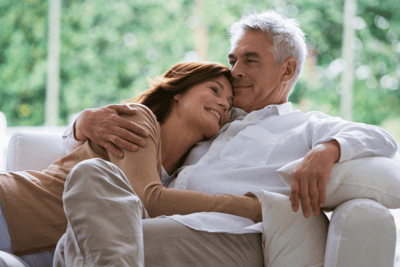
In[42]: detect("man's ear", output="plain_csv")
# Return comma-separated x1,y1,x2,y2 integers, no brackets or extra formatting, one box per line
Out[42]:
281,57,297,84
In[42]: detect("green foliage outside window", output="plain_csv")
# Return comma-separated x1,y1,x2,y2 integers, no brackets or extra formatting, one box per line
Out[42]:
0,0,399,137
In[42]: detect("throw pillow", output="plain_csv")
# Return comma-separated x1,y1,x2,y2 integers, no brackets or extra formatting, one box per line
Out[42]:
261,190,328,267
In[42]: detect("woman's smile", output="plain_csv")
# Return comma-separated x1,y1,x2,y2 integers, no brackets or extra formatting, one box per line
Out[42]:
206,108,221,123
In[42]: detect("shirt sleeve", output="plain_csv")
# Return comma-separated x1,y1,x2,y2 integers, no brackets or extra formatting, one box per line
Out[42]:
62,116,84,154
308,112,398,162
108,104,260,222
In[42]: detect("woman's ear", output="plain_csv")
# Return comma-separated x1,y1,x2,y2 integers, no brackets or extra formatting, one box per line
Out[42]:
173,93,181,101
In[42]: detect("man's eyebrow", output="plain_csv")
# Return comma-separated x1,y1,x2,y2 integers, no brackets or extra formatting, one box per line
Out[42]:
228,51,262,61
243,51,262,59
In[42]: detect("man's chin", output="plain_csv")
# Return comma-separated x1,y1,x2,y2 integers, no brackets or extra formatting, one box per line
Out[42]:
233,99,249,111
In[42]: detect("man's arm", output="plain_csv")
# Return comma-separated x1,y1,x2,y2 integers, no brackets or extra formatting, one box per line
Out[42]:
63,104,149,158
289,113,398,218
62,116,82,154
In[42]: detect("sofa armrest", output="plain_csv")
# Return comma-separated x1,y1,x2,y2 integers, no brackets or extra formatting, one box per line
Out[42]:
6,131,66,172
324,153,399,267
325,198,396,267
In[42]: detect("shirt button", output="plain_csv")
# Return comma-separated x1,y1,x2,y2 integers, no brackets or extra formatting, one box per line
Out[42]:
227,136,232,140
248,118,253,121
184,171,189,174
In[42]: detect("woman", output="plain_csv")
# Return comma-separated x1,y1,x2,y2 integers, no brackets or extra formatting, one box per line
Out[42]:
0,62,262,266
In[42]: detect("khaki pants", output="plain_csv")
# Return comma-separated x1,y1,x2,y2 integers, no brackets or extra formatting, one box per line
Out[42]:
53,158,263,267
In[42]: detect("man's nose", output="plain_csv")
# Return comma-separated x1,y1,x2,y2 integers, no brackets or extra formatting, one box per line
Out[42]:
230,61,245,78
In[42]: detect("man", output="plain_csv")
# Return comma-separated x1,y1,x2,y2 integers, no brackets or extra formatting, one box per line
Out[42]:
62,10,397,266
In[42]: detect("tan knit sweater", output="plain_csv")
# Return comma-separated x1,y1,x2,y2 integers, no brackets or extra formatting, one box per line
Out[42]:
0,104,259,256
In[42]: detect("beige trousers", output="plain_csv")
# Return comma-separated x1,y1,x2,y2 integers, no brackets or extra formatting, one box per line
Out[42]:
53,158,263,267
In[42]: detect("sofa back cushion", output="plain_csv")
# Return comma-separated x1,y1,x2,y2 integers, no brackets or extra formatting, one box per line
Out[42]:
6,131,65,172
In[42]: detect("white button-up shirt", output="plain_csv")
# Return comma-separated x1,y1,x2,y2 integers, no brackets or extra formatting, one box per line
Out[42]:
63,103,398,234
164,103,397,233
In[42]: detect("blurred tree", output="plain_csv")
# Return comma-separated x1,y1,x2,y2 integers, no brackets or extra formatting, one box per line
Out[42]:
289,0,400,125
0,0,48,126
1,0,196,125
58,0,195,124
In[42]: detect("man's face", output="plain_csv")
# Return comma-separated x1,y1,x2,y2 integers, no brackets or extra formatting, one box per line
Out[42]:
228,31,289,113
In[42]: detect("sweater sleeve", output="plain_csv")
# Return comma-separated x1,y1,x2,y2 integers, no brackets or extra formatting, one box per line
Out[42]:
109,104,260,222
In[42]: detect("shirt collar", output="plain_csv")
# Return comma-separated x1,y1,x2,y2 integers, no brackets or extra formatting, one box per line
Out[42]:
230,102,293,121
161,166,171,186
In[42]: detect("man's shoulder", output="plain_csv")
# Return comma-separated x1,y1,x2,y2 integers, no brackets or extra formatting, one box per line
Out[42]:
254,107,334,126
287,108,332,118
304,110,334,119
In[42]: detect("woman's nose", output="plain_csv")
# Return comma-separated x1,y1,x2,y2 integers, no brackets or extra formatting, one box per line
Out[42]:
217,98,230,111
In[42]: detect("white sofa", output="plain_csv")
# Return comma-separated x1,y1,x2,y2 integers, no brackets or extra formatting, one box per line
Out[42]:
2,130,400,267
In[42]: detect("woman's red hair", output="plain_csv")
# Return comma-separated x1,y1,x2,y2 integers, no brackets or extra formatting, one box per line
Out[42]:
129,61,232,123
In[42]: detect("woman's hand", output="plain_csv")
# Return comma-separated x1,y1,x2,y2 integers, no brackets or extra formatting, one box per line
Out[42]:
75,104,149,158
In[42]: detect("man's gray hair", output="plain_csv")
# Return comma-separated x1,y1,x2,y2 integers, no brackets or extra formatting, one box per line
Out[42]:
228,10,307,93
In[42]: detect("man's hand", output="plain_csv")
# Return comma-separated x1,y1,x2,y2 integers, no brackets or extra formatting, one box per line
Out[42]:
255,198,263,223
290,140,340,218
75,104,149,159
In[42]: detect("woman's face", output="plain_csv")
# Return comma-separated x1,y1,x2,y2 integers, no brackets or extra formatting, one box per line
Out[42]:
174,75,233,138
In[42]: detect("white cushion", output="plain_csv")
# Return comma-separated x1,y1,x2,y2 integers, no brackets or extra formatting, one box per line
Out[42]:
6,131,65,172
277,154,400,210
324,199,396,267
261,190,329,267
0,251,29,267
